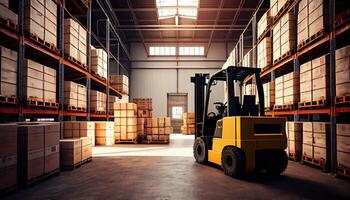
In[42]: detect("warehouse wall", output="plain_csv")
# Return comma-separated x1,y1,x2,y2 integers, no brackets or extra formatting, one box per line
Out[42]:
130,42,231,117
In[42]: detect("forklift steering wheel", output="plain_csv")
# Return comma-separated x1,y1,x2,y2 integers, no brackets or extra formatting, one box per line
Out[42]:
207,112,216,117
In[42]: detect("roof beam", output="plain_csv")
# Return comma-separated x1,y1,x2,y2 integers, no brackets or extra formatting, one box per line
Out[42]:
204,0,225,56
92,7,262,12
224,0,246,41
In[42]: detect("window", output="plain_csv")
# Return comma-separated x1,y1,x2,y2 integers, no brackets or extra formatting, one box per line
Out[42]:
172,106,183,119
149,46,176,56
179,46,205,56
156,0,199,19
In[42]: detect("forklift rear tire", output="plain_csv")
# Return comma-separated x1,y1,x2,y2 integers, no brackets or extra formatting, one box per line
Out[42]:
222,146,246,179
267,150,288,175
193,138,207,164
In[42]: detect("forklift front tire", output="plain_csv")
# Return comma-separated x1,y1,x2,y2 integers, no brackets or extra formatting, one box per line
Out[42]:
193,138,207,164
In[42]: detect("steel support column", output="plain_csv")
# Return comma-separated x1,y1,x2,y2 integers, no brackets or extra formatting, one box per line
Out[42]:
17,0,25,122
106,19,110,120
58,1,65,137
87,0,92,121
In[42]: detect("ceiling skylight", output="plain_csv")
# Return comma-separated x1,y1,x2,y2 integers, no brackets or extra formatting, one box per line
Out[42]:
156,0,199,20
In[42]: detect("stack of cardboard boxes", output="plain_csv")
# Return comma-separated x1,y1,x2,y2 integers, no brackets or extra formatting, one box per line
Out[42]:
146,118,172,143
110,75,128,95
24,59,56,103
181,112,195,135
337,124,350,173
133,98,153,141
91,47,107,80
242,49,253,68
64,81,87,110
90,90,106,113
64,18,87,66
335,45,350,97
286,122,303,160
113,103,138,143
0,0,18,26
63,121,95,146
95,122,114,145
275,72,300,107
257,37,272,69
0,46,17,99
257,11,271,39
270,0,289,18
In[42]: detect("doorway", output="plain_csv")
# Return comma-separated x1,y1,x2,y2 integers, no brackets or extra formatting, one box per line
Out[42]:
167,93,188,133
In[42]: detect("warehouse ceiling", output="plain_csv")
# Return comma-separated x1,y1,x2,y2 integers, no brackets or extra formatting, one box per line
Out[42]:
92,0,268,46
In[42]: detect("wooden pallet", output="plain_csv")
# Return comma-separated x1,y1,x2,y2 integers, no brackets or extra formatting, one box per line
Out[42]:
0,17,18,31
273,50,292,65
301,155,328,172
65,105,86,112
298,98,327,109
146,139,169,144
288,152,301,162
265,106,274,112
273,103,296,111
297,29,325,51
115,139,138,144
91,110,106,114
335,95,350,105
0,95,17,104
26,168,59,187
91,71,106,82
257,27,271,43
27,98,59,109
336,165,350,179
66,55,88,70
28,32,59,53
273,0,293,22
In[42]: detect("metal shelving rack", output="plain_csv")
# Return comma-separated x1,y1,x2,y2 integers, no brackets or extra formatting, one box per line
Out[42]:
228,0,350,173
0,0,130,122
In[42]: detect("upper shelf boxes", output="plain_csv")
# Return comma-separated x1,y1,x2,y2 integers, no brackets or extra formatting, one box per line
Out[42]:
335,45,350,97
242,49,253,68
257,11,271,39
273,12,296,64
270,0,289,18
257,37,272,69
0,0,18,25
64,18,87,66
91,47,108,80
110,75,129,95
0,46,17,98
297,0,328,48
25,0,57,47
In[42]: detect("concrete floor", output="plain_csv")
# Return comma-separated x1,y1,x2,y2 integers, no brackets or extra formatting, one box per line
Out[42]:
5,134,350,200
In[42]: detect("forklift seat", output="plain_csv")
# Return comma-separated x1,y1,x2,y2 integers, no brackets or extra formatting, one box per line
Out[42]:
242,95,258,116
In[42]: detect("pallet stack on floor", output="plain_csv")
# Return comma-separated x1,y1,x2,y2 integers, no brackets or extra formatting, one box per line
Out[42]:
110,75,129,95
0,46,17,102
133,98,153,142
91,46,107,80
146,118,172,144
24,59,57,105
302,122,330,170
64,81,87,111
286,122,303,161
113,103,138,144
64,18,87,67
90,90,106,114
336,124,350,177
95,122,114,145
61,121,94,170
25,0,58,48
181,112,195,135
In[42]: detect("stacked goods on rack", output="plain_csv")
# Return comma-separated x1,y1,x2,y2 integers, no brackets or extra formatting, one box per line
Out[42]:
0,46,17,99
286,122,302,161
110,75,128,94
60,137,92,170
24,59,56,103
113,103,138,143
273,13,296,63
299,55,329,104
336,124,350,174
17,122,60,187
0,124,17,193
63,121,95,146
242,49,253,68
64,81,86,111
145,117,172,144
133,98,153,141
64,18,87,66
274,72,300,108
0,0,18,25
95,122,114,145
181,112,195,135
109,95,119,114
302,122,330,169
90,90,106,113
24,0,57,47
257,11,271,39
262,82,275,110
297,0,328,48
91,47,107,80
335,45,350,99
257,37,272,69
270,0,289,18
228,48,237,66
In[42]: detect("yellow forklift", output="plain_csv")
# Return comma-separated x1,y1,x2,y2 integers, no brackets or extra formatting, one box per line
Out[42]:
190,66,287,178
